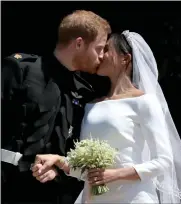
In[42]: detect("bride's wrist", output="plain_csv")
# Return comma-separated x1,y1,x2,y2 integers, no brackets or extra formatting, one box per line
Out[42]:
55,156,65,168
55,156,70,173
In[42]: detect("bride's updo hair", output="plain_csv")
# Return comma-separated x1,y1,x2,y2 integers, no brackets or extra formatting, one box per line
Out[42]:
109,33,133,81
110,33,132,56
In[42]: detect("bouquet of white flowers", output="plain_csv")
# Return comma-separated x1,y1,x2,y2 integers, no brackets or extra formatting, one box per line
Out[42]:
67,138,118,196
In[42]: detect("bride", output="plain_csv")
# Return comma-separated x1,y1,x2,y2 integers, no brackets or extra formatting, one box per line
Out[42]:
32,31,181,203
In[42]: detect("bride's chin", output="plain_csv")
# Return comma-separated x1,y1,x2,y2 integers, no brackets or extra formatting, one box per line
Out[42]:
96,68,105,76
96,71,105,76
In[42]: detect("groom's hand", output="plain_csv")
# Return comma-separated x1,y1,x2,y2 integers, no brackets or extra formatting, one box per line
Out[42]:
32,163,58,183
31,154,60,183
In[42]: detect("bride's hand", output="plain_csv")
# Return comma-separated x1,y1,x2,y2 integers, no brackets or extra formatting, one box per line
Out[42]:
87,168,119,186
32,163,58,183
34,154,60,171
32,154,70,176
32,154,62,175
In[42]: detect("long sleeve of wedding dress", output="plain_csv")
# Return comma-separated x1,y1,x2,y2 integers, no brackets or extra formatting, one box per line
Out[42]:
133,95,172,181
67,168,86,181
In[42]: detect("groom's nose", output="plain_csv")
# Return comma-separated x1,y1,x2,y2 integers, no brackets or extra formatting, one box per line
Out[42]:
99,50,104,62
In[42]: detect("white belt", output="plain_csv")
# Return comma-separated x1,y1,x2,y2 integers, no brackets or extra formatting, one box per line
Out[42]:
1,149,23,166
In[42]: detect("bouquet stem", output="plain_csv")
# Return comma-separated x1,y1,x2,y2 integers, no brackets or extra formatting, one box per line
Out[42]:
91,184,109,195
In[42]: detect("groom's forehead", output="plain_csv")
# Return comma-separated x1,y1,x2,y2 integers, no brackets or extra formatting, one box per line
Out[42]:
92,33,107,46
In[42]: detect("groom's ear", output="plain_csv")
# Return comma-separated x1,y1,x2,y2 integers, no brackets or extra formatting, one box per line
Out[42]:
75,37,84,50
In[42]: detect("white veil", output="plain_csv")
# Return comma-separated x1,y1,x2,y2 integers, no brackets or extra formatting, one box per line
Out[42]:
122,30,181,203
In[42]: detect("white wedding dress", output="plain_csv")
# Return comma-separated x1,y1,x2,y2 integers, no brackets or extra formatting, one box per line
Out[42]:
68,94,172,203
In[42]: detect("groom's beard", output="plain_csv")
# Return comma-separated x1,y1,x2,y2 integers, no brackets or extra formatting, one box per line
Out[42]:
72,54,99,74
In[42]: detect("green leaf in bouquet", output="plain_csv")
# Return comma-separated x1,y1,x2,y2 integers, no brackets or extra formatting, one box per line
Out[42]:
67,137,118,196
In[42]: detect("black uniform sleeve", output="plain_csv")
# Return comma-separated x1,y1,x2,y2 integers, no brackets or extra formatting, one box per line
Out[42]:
2,57,21,99
1,54,63,182
2,55,25,148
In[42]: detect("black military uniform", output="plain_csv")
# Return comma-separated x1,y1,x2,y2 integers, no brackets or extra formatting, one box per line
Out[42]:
1,53,110,204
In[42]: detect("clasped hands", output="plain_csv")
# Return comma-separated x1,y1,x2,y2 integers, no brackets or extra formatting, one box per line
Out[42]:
31,154,61,183
31,154,122,185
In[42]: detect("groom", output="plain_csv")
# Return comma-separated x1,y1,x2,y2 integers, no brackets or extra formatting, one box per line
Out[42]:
2,10,111,204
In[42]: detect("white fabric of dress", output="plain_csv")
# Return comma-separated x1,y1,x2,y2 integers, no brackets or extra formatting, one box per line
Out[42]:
68,94,172,203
